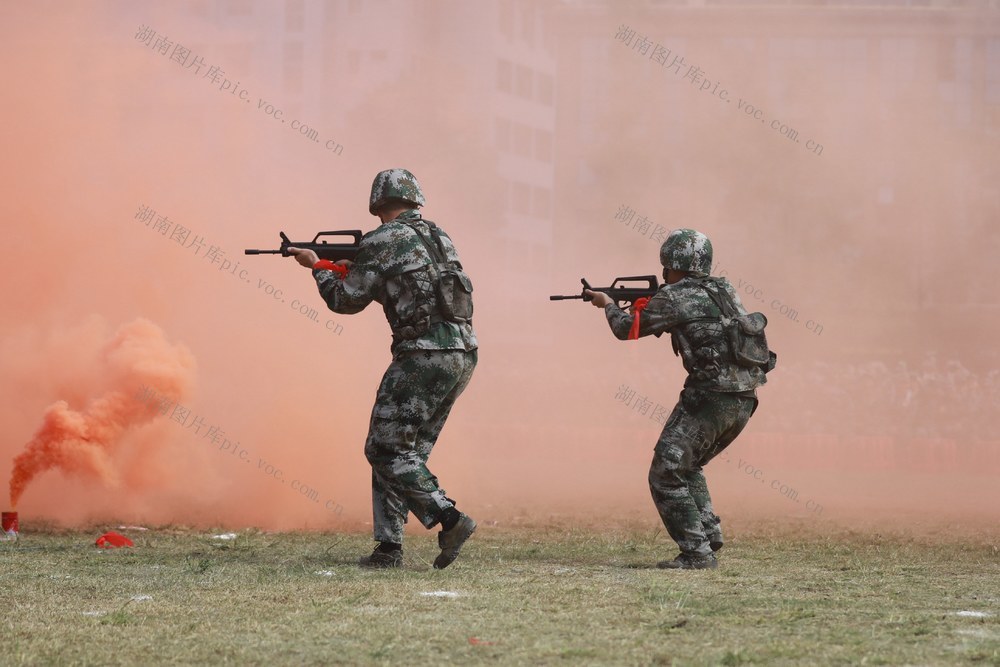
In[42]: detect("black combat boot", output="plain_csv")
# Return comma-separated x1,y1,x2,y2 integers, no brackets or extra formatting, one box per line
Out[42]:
359,542,403,569
433,513,477,569
657,552,719,570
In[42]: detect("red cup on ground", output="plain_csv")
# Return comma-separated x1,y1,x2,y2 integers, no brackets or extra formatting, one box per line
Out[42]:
2,511,18,533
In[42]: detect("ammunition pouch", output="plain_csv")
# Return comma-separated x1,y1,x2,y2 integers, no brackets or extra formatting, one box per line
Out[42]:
435,266,474,323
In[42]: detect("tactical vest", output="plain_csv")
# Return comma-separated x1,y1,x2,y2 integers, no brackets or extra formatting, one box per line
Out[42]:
387,220,474,343
670,278,775,389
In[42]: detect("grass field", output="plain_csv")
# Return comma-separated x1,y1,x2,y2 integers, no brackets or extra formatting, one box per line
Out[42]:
2,519,997,666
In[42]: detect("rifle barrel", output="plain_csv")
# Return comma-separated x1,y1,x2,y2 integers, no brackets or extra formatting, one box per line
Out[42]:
549,295,583,300
244,249,282,255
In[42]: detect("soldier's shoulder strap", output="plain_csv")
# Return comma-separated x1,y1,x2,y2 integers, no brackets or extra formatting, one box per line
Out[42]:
700,279,739,319
406,219,463,270
665,279,727,329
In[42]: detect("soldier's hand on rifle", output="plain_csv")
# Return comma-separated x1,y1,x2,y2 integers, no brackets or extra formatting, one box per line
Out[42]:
584,289,613,308
288,247,320,268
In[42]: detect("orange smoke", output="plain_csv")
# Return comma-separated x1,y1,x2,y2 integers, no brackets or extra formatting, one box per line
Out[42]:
9,319,196,508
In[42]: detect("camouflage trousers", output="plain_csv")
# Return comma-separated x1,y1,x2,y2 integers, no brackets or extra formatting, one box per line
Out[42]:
649,387,758,557
364,349,477,544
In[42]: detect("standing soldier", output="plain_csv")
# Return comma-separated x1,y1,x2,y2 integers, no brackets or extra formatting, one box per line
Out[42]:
584,229,774,569
289,169,478,569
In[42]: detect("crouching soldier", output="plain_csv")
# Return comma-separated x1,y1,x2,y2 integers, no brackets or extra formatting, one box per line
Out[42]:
585,229,774,569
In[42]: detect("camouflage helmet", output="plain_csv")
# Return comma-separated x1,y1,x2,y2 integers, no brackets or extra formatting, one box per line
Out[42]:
369,168,425,214
660,228,713,276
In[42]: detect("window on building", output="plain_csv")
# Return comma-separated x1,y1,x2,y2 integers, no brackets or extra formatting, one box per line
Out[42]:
499,0,514,41
512,181,531,216
578,41,609,135
323,51,337,87
534,129,552,162
721,37,755,58
536,72,554,105
231,43,253,73
822,38,866,98
495,177,510,212
532,187,551,219
515,64,533,99
285,42,303,94
512,123,532,157
952,37,974,124
879,38,916,97
541,13,554,56
224,0,250,17
519,2,534,47
843,38,874,100
495,118,511,151
497,59,512,93
954,37,974,82
937,36,956,81
987,38,1000,104
286,0,304,31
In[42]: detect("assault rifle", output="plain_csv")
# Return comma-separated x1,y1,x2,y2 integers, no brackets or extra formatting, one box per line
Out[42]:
549,276,660,308
245,230,363,262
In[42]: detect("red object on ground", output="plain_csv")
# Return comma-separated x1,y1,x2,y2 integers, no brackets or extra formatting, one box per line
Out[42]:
313,260,348,277
468,638,495,646
628,297,651,340
95,531,134,548
1,512,17,533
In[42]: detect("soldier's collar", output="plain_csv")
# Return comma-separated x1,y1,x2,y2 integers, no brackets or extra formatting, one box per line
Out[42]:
393,209,422,223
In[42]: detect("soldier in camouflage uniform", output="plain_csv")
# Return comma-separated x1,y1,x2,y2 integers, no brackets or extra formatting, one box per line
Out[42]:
289,169,478,569
585,229,771,570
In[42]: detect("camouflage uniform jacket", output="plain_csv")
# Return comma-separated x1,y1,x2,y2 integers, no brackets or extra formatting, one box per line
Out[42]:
312,209,478,355
604,276,766,393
